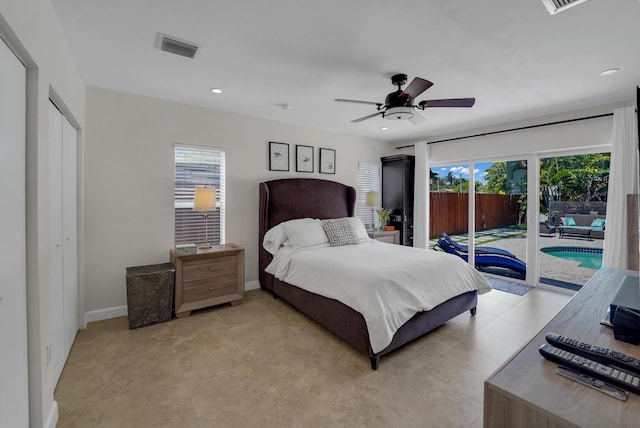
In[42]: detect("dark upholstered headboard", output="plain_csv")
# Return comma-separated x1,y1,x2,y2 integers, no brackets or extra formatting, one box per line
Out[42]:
258,178,356,291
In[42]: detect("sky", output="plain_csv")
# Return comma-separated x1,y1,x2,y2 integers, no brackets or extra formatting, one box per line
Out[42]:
433,162,494,184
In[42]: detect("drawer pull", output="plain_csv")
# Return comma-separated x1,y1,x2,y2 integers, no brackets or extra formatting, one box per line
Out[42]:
209,287,214,291
208,267,215,270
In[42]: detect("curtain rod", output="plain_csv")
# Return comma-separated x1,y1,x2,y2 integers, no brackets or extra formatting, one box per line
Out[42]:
395,112,614,150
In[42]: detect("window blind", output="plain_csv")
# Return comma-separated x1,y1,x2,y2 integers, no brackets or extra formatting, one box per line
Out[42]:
356,162,380,229
174,145,225,245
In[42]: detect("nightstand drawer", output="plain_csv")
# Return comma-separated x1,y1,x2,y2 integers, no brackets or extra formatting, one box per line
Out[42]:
182,275,238,303
367,230,400,244
375,235,396,244
182,255,237,282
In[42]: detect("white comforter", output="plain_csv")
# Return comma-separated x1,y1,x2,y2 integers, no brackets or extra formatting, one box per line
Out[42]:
266,239,492,353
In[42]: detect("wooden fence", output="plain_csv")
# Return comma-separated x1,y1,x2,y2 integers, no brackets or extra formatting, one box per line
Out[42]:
430,192,521,238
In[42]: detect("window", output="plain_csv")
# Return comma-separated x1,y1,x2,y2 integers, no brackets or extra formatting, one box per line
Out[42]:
357,162,380,229
174,145,225,245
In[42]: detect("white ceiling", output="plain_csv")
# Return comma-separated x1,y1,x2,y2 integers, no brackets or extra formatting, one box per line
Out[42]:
52,0,640,143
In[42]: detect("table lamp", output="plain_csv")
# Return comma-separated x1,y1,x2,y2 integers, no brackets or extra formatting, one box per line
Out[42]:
194,186,217,249
366,191,378,231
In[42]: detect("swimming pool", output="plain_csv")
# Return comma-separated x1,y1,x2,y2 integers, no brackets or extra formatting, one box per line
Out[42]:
540,246,603,269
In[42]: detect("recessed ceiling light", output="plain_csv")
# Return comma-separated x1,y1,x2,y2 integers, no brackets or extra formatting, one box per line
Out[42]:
210,88,223,94
381,127,388,131
599,68,619,76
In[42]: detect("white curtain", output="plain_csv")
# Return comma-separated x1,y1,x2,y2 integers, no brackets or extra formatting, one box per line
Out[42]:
413,142,430,248
603,106,639,269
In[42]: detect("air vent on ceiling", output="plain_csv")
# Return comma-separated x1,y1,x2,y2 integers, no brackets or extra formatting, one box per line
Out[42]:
541,0,590,15
155,33,200,59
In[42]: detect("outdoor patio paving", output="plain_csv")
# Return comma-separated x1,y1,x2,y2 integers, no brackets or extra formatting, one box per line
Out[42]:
430,228,604,291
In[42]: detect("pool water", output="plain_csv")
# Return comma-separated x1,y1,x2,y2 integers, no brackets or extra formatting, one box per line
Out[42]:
540,246,603,269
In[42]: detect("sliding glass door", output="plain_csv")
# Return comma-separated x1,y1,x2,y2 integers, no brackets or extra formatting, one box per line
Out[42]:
537,152,610,291
474,159,528,283
430,158,530,285
429,164,469,251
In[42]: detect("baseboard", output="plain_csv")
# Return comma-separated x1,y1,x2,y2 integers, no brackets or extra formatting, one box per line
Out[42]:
83,281,261,327
44,400,58,428
83,305,127,328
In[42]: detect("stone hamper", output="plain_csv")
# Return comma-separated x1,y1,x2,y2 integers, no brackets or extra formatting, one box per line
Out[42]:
125,263,175,329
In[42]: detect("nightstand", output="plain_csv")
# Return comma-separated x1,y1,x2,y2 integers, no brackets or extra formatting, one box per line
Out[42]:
367,230,400,244
170,243,244,318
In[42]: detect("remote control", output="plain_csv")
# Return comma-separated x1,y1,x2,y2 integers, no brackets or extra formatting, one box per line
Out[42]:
555,366,628,401
546,332,640,375
539,343,640,394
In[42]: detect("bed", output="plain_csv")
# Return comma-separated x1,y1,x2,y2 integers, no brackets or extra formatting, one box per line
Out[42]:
258,178,490,369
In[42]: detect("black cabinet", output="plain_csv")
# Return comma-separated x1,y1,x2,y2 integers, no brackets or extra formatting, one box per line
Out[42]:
381,154,415,246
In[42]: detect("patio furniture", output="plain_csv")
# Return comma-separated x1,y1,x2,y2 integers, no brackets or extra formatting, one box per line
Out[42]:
440,233,518,258
435,237,526,280
558,225,593,241
539,221,557,236
559,214,605,239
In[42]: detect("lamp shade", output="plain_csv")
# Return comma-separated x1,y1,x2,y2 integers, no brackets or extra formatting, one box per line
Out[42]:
365,191,378,207
194,187,216,211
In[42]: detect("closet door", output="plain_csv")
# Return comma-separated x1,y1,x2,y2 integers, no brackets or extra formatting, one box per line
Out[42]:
0,37,29,427
49,102,65,381
49,101,79,384
61,113,78,358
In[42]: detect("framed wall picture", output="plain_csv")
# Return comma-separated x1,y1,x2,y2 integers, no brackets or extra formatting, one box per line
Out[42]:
268,141,289,171
319,148,336,174
295,145,314,172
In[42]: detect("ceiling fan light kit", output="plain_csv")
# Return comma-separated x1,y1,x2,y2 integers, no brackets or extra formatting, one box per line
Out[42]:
385,106,414,121
335,73,475,124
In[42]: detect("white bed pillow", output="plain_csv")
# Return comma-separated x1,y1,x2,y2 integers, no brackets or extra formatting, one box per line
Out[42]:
262,224,289,255
348,217,370,240
281,218,329,249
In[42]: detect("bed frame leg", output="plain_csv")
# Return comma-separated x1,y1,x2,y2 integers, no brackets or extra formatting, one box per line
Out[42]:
370,356,379,370
470,307,477,316
272,292,279,300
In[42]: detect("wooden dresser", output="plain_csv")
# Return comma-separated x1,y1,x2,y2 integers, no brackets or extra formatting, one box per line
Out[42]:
170,243,244,318
367,230,400,244
484,268,640,427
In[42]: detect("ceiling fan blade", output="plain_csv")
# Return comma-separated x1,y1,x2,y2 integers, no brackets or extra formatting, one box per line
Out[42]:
409,111,425,125
351,111,384,123
402,77,433,100
419,98,476,108
335,98,381,106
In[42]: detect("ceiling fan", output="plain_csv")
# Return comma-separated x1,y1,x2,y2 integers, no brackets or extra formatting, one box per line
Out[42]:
335,73,475,124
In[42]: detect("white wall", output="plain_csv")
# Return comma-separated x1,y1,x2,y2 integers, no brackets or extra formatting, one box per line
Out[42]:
0,1,86,427
395,102,632,160
84,86,391,314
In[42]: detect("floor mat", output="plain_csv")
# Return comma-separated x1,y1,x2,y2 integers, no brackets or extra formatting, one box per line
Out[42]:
486,277,533,296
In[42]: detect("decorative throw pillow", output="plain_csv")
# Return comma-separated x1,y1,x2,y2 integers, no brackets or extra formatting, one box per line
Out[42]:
590,218,605,228
564,217,577,226
321,218,360,246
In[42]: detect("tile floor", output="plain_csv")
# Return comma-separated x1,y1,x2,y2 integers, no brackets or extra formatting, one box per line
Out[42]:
55,287,573,428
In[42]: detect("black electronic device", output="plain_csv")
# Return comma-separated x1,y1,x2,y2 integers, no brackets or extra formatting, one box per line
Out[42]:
545,332,640,374
613,306,640,344
609,275,640,344
538,344,640,394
